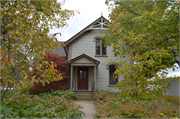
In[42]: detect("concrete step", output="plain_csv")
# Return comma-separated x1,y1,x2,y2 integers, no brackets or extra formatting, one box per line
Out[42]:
75,92,92,95
77,97,93,101
75,91,93,101
77,94,92,98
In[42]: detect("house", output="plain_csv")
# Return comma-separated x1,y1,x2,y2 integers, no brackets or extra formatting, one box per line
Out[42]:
55,15,179,97
63,15,129,92
53,41,66,57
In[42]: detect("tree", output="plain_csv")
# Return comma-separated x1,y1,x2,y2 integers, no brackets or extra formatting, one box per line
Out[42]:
104,0,179,100
1,0,77,101
28,52,70,94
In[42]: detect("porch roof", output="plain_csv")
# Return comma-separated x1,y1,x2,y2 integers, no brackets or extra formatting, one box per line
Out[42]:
68,54,100,66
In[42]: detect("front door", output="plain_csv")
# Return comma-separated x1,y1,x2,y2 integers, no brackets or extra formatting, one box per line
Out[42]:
78,67,88,90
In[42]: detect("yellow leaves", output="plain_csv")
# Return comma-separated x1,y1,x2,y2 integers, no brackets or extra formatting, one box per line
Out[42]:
3,80,8,87
0,8,3,12
5,2,9,5
30,4,34,8
28,33,33,37
47,44,49,48
25,12,30,16
112,20,116,24
176,0,180,3
135,52,139,56
62,43,65,47
40,33,44,36
16,30,19,35
24,76,28,79
151,11,157,15
120,11,124,15
51,64,54,69
12,79,16,84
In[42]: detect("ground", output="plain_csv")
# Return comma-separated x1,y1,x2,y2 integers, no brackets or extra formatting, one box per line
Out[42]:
74,101,96,119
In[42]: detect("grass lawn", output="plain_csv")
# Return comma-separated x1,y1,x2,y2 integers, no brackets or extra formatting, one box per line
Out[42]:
94,90,179,118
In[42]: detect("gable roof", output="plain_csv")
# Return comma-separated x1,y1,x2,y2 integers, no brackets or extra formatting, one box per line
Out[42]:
64,16,109,46
68,53,100,65
53,41,66,56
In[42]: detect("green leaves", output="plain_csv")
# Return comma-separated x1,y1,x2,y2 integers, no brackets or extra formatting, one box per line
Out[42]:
104,0,179,100
1,90,84,118
94,90,179,118
1,0,77,101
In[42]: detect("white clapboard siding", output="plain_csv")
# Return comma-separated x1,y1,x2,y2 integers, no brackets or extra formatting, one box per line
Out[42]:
70,29,129,92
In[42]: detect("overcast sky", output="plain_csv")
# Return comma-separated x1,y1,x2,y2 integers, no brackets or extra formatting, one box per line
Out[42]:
50,0,180,77
50,0,110,42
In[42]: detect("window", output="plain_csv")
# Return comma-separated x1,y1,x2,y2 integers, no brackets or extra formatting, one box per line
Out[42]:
109,65,118,85
96,38,106,56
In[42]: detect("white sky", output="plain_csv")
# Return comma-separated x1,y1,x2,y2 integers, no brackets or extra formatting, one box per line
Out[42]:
50,0,180,78
50,0,110,42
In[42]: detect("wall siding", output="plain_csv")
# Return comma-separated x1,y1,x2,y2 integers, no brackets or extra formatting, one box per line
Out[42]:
73,57,94,64
164,80,180,96
70,29,129,92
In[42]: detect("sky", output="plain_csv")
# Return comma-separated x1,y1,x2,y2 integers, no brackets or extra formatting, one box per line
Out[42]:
50,0,110,42
50,0,180,78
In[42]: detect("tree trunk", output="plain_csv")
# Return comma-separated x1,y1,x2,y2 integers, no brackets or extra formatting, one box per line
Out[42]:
169,38,180,67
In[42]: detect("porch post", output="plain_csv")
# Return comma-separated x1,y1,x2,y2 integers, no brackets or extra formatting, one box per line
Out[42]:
70,66,73,90
94,66,96,91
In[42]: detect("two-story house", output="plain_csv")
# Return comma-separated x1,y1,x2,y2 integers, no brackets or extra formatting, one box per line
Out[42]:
63,15,128,92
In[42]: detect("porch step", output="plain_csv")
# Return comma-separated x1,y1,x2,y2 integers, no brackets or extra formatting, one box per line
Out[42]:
75,92,93,101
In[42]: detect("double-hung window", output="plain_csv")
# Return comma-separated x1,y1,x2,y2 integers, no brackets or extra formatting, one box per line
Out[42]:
109,65,118,85
96,38,106,56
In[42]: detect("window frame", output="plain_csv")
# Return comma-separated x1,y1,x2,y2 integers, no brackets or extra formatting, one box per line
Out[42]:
109,65,118,85
96,38,101,55
95,38,107,56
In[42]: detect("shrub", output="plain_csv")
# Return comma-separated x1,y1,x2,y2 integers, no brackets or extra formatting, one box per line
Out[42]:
1,93,84,118
38,90,78,100
160,95,179,105
94,90,180,118
28,52,70,94
93,90,108,101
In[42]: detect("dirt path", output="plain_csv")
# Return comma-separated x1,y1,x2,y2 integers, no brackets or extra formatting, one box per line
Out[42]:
74,101,96,119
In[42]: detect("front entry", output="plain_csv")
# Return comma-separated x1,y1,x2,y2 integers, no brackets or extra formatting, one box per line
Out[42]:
78,67,88,90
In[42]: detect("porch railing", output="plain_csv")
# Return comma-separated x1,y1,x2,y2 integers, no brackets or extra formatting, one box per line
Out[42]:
72,81,77,91
75,81,76,91
91,81,95,98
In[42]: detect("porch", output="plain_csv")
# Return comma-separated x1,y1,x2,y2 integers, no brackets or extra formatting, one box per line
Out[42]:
68,54,100,92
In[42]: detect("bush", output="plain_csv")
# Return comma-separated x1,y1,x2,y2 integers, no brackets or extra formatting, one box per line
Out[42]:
94,90,179,118
1,92,84,118
160,95,179,105
38,90,78,100
28,52,70,94
93,90,108,101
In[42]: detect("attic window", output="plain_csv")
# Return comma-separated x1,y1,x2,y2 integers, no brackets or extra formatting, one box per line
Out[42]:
95,38,106,56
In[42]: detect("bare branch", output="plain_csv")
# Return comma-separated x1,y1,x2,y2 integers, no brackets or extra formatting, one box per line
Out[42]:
1,83,10,101
1,84,5,93
157,36,179,46
125,7,142,16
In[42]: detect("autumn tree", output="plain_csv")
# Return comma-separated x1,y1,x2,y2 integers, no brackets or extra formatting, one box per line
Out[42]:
28,52,70,94
1,0,77,101
104,0,179,100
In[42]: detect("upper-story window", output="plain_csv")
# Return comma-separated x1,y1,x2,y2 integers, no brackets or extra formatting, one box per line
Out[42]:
96,38,106,56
